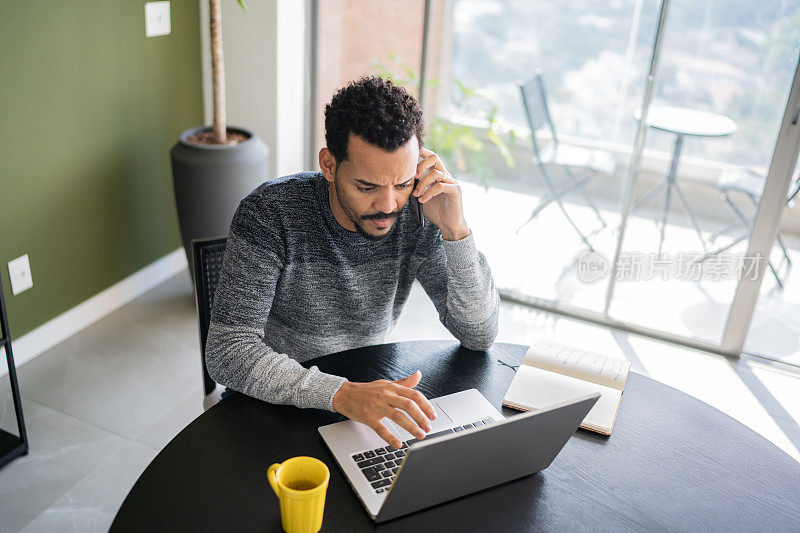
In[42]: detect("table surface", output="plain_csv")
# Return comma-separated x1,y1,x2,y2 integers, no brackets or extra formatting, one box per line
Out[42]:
111,341,800,532
636,105,737,137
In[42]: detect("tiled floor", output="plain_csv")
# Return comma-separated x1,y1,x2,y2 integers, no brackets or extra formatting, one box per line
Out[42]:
1,268,799,532
0,274,202,533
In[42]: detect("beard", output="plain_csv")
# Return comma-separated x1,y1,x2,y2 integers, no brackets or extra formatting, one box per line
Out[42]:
333,178,403,241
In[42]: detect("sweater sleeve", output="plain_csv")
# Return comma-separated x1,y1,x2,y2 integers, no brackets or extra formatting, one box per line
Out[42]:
415,231,499,350
205,197,347,411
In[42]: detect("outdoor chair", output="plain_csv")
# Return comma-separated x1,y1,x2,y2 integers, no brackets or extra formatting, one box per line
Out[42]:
705,166,799,287
191,236,228,410
517,70,616,250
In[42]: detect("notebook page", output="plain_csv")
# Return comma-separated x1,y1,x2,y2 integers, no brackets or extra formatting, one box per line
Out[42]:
503,365,622,434
523,339,630,390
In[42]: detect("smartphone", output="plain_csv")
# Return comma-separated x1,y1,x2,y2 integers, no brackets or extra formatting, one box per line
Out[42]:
412,178,425,227
413,159,429,227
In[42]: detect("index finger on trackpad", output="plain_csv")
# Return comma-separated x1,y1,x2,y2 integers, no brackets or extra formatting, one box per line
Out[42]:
385,402,454,439
427,402,453,430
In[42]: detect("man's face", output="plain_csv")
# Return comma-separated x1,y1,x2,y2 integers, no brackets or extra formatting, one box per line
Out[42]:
322,133,419,241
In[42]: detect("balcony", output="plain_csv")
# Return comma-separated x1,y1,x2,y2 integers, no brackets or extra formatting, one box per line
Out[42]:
451,120,800,365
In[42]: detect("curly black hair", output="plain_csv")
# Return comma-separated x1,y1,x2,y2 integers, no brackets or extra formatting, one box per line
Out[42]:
324,76,424,163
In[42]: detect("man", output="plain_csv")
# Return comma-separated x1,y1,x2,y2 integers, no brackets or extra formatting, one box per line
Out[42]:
206,76,498,449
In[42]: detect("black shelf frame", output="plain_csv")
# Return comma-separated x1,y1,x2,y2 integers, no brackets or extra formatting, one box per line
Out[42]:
0,281,28,469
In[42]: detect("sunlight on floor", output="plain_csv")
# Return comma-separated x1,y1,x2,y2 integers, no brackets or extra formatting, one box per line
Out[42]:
459,180,800,364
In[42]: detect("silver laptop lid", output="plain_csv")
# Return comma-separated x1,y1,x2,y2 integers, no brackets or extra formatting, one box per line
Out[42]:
375,392,600,523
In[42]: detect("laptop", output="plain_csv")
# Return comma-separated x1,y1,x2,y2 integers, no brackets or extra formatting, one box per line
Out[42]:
319,388,599,522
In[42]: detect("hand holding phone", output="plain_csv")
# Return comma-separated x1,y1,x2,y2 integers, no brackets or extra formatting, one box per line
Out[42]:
414,148,470,241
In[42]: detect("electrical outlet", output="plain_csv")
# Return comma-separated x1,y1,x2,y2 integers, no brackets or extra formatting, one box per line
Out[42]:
145,1,171,38
8,254,33,295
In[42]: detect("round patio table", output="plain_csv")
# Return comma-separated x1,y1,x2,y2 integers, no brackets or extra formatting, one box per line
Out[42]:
633,105,737,254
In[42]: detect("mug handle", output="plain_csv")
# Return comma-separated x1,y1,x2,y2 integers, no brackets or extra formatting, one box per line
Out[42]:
267,463,282,497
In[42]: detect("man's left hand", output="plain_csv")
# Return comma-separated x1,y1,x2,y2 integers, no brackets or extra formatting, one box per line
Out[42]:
413,147,470,241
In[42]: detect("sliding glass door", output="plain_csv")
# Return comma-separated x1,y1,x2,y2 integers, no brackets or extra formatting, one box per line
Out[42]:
308,0,800,360
744,155,800,365
606,0,800,350
425,0,660,314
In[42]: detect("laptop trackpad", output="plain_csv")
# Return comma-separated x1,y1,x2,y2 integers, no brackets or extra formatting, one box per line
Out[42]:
384,402,454,439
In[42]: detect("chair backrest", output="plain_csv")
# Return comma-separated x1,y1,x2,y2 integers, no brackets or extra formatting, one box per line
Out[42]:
519,70,559,161
192,237,228,396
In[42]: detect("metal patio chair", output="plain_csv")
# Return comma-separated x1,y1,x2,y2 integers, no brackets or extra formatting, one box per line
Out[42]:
517,70,616,251
702,167,800,287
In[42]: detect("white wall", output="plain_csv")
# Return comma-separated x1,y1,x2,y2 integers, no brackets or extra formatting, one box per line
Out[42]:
275,0,307,177
199,0,307,180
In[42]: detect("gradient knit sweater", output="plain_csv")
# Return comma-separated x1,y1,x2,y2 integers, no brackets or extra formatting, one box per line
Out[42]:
205,171,499,411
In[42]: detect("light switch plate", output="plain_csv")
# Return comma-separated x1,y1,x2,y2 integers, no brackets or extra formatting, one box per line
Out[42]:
145,1,171,38
8,254,33,295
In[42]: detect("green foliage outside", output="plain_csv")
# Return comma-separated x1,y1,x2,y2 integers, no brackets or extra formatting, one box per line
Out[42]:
374,54,516,188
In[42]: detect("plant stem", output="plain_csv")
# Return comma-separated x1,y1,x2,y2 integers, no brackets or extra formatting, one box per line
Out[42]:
210,0,226,143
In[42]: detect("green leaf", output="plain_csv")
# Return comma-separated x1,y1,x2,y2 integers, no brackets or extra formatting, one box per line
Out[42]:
236,0,248,12
487,128,516,169
455,78,474,98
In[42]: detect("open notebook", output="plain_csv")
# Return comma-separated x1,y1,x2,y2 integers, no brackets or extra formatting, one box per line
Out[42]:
503,339,631,435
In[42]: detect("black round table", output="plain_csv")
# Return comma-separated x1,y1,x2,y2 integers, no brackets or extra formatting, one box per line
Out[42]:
111,341,800,532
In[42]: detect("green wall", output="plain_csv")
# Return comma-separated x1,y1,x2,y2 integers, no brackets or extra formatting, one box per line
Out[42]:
0,1,203,337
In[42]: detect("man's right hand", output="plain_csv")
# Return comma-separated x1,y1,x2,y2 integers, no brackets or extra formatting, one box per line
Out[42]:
331,370,437,449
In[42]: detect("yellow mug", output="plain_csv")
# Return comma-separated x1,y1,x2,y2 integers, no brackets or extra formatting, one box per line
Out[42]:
267,456,330,533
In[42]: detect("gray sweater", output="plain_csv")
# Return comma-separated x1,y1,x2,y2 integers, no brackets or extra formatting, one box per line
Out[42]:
205,171,499,411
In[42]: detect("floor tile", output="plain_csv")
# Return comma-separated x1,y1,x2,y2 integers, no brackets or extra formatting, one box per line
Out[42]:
15,273,202,440
132,385,204,450
0,386,127,532
20,440,157,533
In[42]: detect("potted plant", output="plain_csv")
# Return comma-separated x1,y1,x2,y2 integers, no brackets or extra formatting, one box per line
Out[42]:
171,0,269,265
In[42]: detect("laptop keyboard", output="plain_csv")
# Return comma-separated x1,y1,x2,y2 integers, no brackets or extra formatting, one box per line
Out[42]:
351,417,496,493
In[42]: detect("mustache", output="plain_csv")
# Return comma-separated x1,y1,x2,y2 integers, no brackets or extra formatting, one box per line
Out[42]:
361,209,403,221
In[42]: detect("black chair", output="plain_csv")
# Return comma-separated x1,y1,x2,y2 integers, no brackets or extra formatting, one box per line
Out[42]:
518,70,615,250
191,237,227,408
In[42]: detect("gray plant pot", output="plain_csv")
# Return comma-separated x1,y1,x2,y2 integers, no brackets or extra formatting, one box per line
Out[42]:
171,125,269,267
